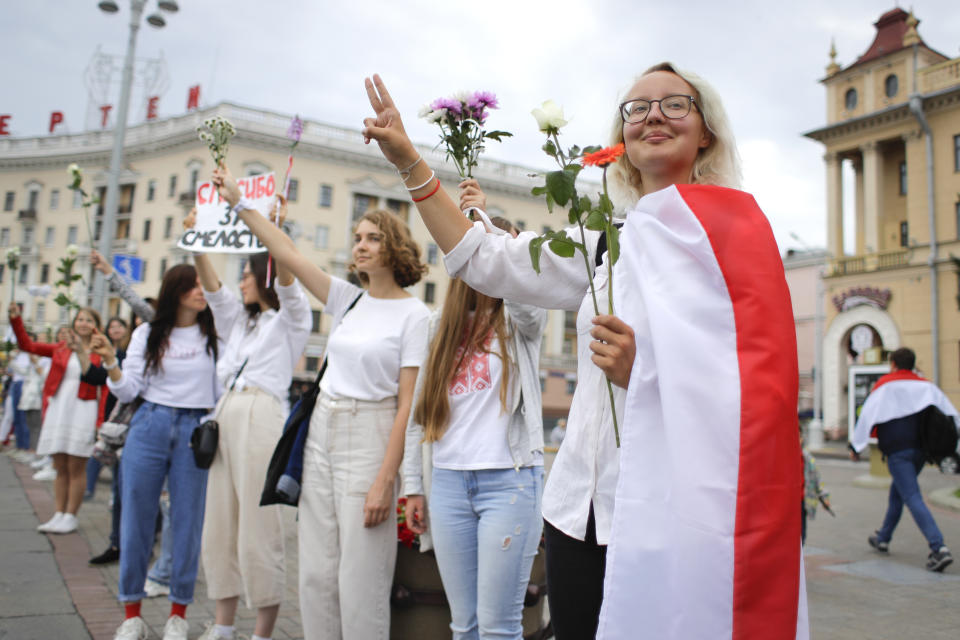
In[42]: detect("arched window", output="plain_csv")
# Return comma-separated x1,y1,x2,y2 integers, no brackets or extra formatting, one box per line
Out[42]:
844,88,858,111
884,74,898,98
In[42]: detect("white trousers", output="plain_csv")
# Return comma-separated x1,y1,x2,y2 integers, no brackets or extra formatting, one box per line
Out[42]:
298,393,398,640
201,388,286,608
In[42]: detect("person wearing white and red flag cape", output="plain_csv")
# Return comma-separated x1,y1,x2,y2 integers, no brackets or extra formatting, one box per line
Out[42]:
850,347,956,572
595,183,808,640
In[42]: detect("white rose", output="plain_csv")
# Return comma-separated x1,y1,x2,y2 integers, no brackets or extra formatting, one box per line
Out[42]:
66,244,79,258
67,163,79,175
531,100,568,133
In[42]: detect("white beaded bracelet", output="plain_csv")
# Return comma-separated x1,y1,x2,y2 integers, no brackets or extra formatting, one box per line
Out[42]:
405,170,436,192
397,155,422,180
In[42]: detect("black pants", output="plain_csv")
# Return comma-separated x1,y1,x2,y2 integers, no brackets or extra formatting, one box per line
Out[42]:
544,506,607,640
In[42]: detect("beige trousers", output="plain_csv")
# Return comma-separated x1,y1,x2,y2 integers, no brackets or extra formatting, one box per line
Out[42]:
298,393,398,640
201,388,286,608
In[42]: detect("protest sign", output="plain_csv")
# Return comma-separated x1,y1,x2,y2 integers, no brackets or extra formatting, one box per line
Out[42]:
177,172,276,253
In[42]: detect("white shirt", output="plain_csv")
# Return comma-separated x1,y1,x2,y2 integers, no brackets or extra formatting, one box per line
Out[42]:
205,280,312,414
10,352,31,382
108,323,220,409
320,277,430,402
445,220,625,544
433,336,515,470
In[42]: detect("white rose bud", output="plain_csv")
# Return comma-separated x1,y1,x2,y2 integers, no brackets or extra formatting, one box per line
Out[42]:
66,244,79,258
531,100,568,133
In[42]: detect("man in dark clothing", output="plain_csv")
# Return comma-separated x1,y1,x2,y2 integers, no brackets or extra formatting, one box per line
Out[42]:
850,347,958,572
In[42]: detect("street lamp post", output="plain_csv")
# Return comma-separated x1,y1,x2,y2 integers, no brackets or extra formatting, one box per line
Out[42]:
93,0,177,315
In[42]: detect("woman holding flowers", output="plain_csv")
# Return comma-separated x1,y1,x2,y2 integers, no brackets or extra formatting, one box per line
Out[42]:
189,208,312,640
211,166,430,640
92,264,220,640
403,214,546,640
8,302,107,535
362,64,805,640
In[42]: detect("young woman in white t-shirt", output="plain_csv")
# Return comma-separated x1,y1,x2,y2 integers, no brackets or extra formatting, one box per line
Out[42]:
403,214,547,640
93,264,221,640
212,166,430,640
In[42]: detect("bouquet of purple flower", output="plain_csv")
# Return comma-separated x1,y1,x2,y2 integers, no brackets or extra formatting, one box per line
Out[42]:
419,91,511,179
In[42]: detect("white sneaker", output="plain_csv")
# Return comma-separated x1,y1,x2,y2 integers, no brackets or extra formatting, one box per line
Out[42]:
37,512,64,532
144,577,170,598
32,465,56,481
113,616,149,640
12,450,33,464
49,512,78,534
162,615,189,640
31,455,51,469
197,623,235,640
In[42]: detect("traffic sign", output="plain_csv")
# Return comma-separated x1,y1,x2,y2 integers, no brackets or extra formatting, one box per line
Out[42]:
112,254,143,283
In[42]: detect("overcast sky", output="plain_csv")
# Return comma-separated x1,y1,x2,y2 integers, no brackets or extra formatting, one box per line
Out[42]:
2,0,958,252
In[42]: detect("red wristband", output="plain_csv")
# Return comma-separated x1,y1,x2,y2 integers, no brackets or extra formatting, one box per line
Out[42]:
412,179,441,203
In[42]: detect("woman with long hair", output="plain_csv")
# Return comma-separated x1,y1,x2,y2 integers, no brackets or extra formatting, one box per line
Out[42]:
362,64,804,640
403,214,547,640
92,264,220,640
8,303,107,534
191,206,312,640
211,167,430,640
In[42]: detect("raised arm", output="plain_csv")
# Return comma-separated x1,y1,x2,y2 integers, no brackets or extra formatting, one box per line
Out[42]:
7,303,57,358
91,249,156,323
212,169,332,304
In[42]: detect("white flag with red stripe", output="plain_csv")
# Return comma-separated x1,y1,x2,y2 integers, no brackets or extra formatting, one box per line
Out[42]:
598,185,807,640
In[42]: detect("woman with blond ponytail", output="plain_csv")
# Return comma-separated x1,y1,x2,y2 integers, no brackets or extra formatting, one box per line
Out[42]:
402,211,547,640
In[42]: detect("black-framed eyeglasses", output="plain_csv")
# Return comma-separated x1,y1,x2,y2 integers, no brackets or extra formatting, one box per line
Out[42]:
619,95,698,124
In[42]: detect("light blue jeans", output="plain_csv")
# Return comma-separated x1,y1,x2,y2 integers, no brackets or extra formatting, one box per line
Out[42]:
117,402,209,604
429,467,543,640
147,486,174,585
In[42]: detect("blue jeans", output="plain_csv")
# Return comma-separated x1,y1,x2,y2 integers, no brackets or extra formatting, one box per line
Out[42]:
117,402,209,604
86,457,103,497
11,381,29,450
429,467,543,640
109,461,121,549
147,488,174,585
877,448,945,552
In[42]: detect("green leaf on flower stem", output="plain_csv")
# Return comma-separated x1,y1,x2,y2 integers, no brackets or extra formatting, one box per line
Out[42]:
70,274,82,282
568,145,581,159
545,192,556,213
531,185,548,197
598,192,614,215
542,140,557,157
606,223,621,266
567,209,580,225
53,293,72,308
584,208,606,231
578,195,592,214
529,236,546,274
582,145,602,155
548,236,577,258
546,170,575,207
484,130,512,141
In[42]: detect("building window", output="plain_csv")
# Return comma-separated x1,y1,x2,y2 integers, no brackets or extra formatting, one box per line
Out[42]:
49,189,59,210
385,198,409,223
22,226,34,246
189,169,199,195
40,263,50,284
884,74,898,98
118,184,135,214
515,220,526,231
899,161,907,195
27,190,39,211
287,178,299,202
168,174,178,198
426,243,438,265
844,88,858,111
67,225,78,245
0,265,4,283
0,228,9,247
44,226,55,247
34,302,44,325
424,281,436,304
566,379,576,395
311,309,322,333
956,201,960,240
143,219,152,241
319,184,333,207
3,192,13,212
352,193,376,224
159,258,168,279
955,135,960,172
72,189,83,208
900,221,909,248
147,180,156,201
164,216,174,239
18,265,28,285
314,225,329,249
305,356,320,372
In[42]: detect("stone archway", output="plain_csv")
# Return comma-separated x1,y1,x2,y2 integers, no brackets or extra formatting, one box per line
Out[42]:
822,305,900,433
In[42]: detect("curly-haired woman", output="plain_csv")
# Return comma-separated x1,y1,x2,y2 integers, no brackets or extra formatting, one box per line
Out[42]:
211,166,430,640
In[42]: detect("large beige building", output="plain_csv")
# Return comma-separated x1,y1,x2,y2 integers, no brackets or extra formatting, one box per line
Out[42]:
0,102,581,426
804,7,960,435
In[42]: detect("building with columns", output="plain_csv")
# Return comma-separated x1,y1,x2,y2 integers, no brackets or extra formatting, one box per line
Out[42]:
0,102,582,428
804,7,960,436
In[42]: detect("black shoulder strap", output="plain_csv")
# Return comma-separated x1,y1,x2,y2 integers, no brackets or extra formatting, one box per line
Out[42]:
314,292,364,386
595,223,624,268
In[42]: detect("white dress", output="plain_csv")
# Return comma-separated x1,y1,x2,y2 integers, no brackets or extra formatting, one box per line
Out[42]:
36,354,98,457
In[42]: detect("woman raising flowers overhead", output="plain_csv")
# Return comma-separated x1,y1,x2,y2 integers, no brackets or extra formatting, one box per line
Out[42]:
361,65,805,640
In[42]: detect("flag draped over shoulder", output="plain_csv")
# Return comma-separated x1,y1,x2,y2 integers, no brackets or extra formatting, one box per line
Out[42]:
851,370,960,452
597,185,808,640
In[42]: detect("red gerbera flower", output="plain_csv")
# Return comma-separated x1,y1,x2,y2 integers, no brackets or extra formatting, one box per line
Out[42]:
582,143,626,168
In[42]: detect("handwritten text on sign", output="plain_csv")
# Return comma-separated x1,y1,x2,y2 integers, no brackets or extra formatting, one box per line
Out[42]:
177,172,277,254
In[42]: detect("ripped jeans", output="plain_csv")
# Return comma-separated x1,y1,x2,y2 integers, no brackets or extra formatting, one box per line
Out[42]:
429,467,543,640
